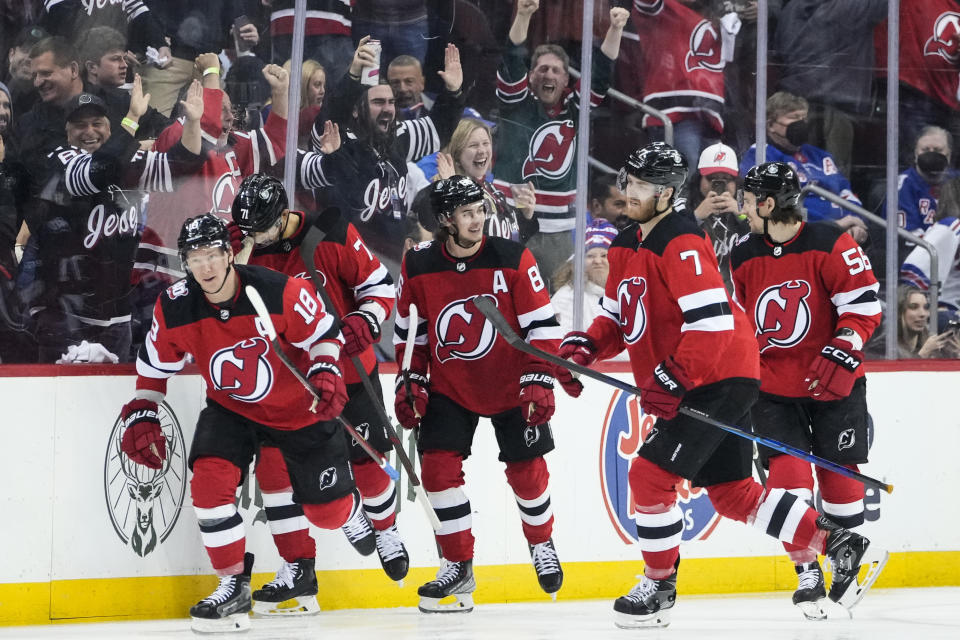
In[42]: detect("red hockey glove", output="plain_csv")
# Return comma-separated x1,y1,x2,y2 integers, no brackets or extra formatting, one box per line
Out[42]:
554,365,583,398
519,371,556,425
638,357,693,420
558,331,598,367
307,357,348,420
341,309,381,357
394,372,429,429
225,221,244,254
803,339,863,402
119,399,166,469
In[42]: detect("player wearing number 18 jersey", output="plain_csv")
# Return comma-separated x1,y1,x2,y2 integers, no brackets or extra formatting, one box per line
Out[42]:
558,144,885,629
731,162,885,620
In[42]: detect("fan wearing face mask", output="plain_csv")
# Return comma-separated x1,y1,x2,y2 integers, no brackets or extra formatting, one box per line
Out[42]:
741,92,868,244
896,126,959,234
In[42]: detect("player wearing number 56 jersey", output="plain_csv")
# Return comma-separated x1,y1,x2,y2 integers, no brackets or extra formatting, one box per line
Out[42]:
393,176,581,613
731,162,883,621
559,144,885,629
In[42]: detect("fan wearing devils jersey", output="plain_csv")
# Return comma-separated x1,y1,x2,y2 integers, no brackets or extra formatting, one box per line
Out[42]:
393,176,581,612
121,214,374,632
231,174,410,599
731,162,883,621
559,144,885,629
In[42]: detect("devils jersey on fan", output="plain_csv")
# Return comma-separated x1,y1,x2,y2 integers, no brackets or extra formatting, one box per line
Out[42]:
394,237,562,415
586,214,759,387
135,265,341,429
730,223,881,399
246,208,395,384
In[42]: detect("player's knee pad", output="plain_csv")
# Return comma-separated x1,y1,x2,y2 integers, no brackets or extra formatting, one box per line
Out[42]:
707,477,765,522
421,450,465,493
504,457,549,500
352,458,392,497
629,457,682,511
816,465,865,528
191,456,242,508
302,493,354,530
767,454,815,494
254,446,292,493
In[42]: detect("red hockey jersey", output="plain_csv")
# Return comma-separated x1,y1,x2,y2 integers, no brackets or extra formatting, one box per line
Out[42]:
247,209,395,384
394,236,562,416
586,213,759,387
730,222,882,399
875,0,960,111
135,265,342,429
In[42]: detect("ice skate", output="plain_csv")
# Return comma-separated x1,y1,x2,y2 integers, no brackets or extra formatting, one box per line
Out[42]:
792,561,827,620
251,558,320,617
820,516,888,613
190,552,253,633
613,571,677,629
417,559,476,613
342,492,377,556
375,524,410,584
529,538,563,599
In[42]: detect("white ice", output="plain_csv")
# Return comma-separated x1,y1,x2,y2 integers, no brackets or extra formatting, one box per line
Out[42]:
1,588,957,640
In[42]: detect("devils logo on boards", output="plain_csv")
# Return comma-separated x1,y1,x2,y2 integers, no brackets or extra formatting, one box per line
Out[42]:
522,120,577,181
617,277,648,344
209,337,275,401
435,294,499,363
754,280,812,353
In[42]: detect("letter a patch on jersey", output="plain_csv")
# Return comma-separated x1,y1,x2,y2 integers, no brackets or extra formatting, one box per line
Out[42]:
754,280,812,353
435,294,498,363
209,337,275,401
617,277,648,344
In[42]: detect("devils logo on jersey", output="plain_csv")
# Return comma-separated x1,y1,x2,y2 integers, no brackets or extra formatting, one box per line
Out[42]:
754,280,812,353
685,20,724,73
617,277,648,344
209,337,274,401
435,294,498,363
924,12,960,63
522,120,577,181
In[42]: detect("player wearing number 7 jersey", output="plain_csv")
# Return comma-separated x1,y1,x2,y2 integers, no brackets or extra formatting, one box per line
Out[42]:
731,162,883,621
559,145,886,629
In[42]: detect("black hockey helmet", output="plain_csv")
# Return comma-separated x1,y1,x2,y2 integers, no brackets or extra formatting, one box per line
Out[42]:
618,142,688,196
177,213,231,267
743,162,802,217
231,173,288,233
429,175,485,224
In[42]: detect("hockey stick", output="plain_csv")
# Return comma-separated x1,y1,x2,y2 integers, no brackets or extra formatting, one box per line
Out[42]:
472,296,894,494
245,284,399,481
401,303,419,416
298,227,440,530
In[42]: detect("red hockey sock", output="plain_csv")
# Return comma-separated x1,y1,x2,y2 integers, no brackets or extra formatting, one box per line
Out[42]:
256,446,316,561
192,456,245,575
303,493,354,530
766,455,818,563
629,457,683,578
422,450,473,562
354,458,397,530
504,458,553,545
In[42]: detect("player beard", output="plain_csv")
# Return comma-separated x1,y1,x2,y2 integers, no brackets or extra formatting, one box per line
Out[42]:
626,197,661,224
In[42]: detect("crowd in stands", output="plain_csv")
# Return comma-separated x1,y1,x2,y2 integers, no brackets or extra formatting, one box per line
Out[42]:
1,0,959,364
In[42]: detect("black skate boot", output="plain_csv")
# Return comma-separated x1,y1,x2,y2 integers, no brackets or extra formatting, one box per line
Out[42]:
251,558,320,617
342,492,376,556
613,571,678,629
792,561,827,620
375,524,410,584
819,515,888,613
417,559,476,613
190,552,253,633
529,538,563,599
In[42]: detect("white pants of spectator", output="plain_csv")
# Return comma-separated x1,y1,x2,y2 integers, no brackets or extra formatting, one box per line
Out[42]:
551,279,628,361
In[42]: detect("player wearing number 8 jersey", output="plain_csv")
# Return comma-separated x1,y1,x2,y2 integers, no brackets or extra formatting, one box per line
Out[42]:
731,162,883,620
559,145,886,629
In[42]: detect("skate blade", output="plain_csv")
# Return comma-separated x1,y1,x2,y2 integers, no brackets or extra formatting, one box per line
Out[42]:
549,592,557,602
252,596,320,617
796,599,827,621
614,609,671,629
190,612,251,634
417,593,475,614
832,547,889,612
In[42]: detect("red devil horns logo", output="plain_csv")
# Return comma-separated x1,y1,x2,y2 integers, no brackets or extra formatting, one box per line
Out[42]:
522,120,577,181
435,295,498,363
685,20,724,73
755,280,812,353
924,12,960,63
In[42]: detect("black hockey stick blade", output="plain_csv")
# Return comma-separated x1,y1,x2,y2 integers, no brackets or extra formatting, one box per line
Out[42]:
473,295,894,494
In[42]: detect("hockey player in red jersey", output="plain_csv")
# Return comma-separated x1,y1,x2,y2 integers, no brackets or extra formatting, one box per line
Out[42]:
558,143,887,629
731,162,885,620
393,176,582,612
118,214,371,633
230,174,409,613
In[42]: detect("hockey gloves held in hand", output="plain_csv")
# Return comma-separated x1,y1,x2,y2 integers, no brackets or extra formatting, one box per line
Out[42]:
558,331,598,367
341,309,381,357
225,221,244,255
804,339,862,402
119,399,166,469
639,357,693,420
394,372,429,429
307,357,348,420
519,371,556,425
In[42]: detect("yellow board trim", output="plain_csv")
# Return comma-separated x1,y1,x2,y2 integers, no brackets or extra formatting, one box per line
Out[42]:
2,551,958,626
